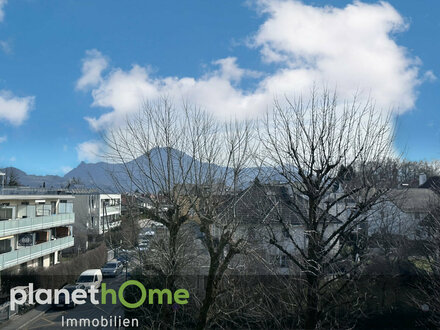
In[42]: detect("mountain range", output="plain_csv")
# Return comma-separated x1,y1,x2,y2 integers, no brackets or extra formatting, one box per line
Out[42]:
1,148,284,192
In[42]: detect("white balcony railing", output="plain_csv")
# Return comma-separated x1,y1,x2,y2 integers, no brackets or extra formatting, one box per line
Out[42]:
101,205,121,215
0,213,74,237
0,236,74,271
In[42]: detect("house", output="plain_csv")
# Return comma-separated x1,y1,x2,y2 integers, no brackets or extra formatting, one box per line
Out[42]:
367,188,440,238
213,180,341,274
0,192,75,272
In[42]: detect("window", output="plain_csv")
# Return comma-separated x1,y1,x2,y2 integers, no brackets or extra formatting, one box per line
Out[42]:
0,207,12,221
59,200,73,214
272,255,289,268
51,201,56,215
36,203,51,217
0,239,12,254
78,275,94,283
278,255,288,268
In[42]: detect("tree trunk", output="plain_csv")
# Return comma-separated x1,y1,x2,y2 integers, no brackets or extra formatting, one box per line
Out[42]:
196,259,219,330
305,272,319,329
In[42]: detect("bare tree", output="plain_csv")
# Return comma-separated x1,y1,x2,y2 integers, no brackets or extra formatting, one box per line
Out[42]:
189,120,254,329
103,99,206,326
411,202,440,327
104,98,254,328
259,90,396,328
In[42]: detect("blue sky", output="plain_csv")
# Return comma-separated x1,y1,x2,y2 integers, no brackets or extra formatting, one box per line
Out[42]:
0,0,438,175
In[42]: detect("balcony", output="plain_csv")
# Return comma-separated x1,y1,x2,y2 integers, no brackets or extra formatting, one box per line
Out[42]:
0,236,74,271
0,213,74,237
101,205,121,215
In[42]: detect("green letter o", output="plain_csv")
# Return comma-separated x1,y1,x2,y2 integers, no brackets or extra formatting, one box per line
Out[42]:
118,280,147,309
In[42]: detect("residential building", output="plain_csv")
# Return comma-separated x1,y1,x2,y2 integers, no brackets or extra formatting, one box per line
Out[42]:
0,193,75,272
367,188,440,238
73,191,121,238
212,180,341,274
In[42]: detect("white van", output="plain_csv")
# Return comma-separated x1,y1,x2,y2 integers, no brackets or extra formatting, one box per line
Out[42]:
76,269,103,289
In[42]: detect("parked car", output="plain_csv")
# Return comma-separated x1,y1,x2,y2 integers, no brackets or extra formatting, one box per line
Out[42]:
52,284,85,309
117,254,129,263
142,229,155,236
138,229,155,240
101,261,123,277
76,269,103,289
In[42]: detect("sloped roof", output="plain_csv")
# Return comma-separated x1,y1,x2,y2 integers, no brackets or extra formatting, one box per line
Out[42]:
387,188,440,213
218,181,340,225
420,176,440,191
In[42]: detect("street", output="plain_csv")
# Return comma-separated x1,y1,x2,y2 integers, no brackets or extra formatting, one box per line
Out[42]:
27,274,127,330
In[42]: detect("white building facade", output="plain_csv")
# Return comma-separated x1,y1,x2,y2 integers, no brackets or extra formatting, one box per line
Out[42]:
0,194,75,271
73,192,121,236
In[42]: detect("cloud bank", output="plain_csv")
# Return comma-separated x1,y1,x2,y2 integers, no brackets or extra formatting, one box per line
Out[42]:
77,0,424,136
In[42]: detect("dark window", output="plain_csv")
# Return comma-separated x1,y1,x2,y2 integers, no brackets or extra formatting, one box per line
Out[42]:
0,207,12,221
0,239,12,254
279,255,288,268
78,275,94,282
51,201,56,215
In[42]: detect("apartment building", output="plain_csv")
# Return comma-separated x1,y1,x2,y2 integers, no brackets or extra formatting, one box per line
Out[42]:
0,193,75,271
73,192,121,237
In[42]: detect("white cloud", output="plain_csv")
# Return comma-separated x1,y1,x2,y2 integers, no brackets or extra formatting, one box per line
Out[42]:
0,135,6,143
77,1,423,133
212,57,261,82
76,140,104,163
9,156,15,162
0,90,34,125
76,49,109,91
251,0,419,112
0,0,7,23
423,70,436,82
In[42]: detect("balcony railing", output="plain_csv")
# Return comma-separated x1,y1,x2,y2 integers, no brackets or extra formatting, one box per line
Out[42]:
0,236,74,271
102,205,121,215
0,213,74,237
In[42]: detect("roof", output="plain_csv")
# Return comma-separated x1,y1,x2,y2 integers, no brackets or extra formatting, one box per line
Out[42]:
387,188,440,213
419,176,440,191
0,194,74,200
218,181,341,225
79,269,101,275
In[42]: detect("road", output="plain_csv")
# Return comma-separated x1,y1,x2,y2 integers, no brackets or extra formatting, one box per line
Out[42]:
27,274,128,330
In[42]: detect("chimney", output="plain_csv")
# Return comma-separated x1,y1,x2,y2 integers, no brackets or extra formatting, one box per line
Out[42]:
419,173,427,187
